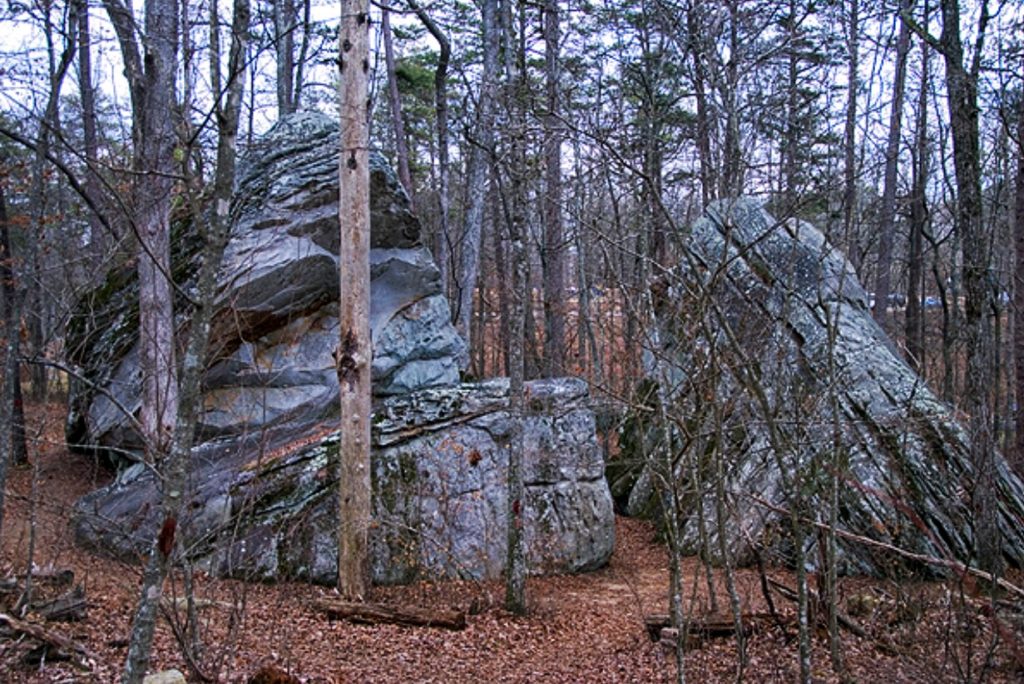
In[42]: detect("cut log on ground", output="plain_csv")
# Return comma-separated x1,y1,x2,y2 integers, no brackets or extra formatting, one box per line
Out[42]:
32,584,87,622
644,613,755,644
0,611,97,670
314,598,467,630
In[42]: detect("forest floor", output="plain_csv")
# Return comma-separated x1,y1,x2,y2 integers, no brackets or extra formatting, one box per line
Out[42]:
2,402,1024,683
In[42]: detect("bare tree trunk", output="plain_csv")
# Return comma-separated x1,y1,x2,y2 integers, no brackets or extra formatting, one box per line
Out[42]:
454,0,499,349
906,36,930,372
500,0,527,615
687,3,715,206
407,0,452,298
336,0,372,601
291,0,311,111
0,173,28,479
77,0,108,267
1013,54,1024,474
114,0,182,674
27,3,78,402
872,4,911,325
541,0,565,377
929,0,1000,575
1,176,27,541
382,6,413,203
842,0,860,274
275,0,295,118
719,0,743,198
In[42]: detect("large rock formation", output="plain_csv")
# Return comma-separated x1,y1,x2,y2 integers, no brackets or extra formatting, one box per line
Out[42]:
67,113,466,458
75,377,613,584
612,198,1024,576
67,113,614,583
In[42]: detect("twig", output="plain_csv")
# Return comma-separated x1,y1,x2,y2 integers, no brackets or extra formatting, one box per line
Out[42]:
747,494,1024,601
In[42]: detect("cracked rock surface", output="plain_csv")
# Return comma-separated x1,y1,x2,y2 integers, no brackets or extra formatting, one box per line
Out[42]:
614,198,1024,577
68,114,614,583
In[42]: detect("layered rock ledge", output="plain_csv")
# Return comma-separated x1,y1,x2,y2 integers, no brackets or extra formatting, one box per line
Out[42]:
66,113,615,583
613,198,1024,576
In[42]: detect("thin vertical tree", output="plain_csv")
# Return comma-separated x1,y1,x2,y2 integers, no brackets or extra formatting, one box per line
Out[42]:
106,0,183,675
454,0,499,354
908,0,999,574
541,0,565,377
905,31,930,372
336,0,372,601
1013,49,1024,474
872,3,911,325
382,5,413,202
275,0,296,117
501,0,528,614
407,0,452,295
841,0,860,274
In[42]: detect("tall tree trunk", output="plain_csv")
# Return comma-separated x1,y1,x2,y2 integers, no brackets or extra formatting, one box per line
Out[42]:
336,0,372,601
408,0,452,297
687,2,715,206
275,0,295,117
114,0,182,675
872,5,911,325
905,35,930,372
720,0,743,198
382,6,413,203
454,0,499,350
500,0,527,614
1,174,29,542
1013,53,1024,474
934,0,999,574
77,0,108,267
27,3,78,401
291,0,311,111
541,0,565,378
842,0,860,274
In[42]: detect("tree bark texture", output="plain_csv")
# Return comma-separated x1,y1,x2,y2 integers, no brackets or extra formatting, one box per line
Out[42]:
541,0,565,377
275,0,296,117
842,0,860,275
503,0,528,615
0,175,28,474
336,0,372,601
77,0,109,266
905,37,930,372
1013,54,1024,474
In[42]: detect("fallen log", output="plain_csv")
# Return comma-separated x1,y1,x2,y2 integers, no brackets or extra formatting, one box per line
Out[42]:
314,598,467,631
0,611,97,670
32,584,87,622
644,613,755,644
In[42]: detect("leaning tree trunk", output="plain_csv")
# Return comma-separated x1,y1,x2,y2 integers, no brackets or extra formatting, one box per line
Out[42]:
336,0,372,601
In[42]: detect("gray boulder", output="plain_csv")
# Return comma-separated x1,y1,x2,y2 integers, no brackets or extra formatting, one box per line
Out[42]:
614,198,1024,576
74,378,615,584
67,113,615,583
66,112,467,459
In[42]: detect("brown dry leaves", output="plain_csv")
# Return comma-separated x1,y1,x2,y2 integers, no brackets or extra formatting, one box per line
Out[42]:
1,403,1023,682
